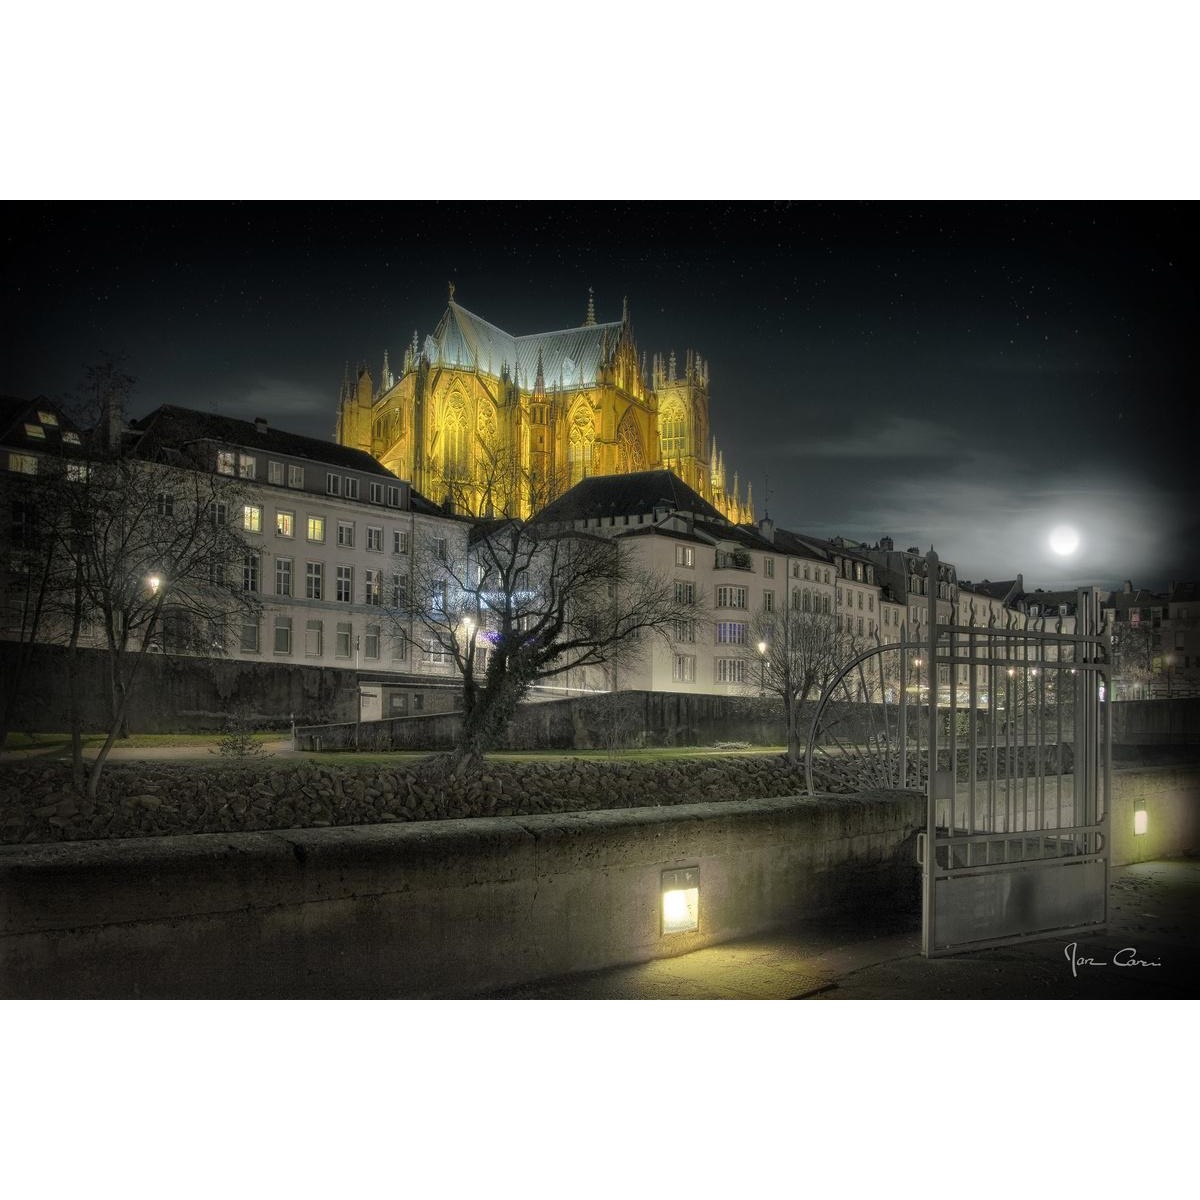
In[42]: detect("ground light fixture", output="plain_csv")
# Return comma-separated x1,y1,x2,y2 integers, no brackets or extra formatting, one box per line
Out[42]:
661,867,699,935
1134,807,1148,836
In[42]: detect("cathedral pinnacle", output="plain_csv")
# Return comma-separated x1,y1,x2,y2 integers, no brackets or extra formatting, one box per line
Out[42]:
448,281,456,303
584,287,596,326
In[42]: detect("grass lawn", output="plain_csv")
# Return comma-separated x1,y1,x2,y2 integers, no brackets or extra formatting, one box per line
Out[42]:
303,746,787,766
2,731,279,752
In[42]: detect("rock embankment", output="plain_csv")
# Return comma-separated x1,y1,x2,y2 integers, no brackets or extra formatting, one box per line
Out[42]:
0,756,815,845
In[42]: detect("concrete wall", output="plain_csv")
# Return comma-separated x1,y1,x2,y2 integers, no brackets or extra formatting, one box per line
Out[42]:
0,791,923,999
1109,698,1200,746
1110,765,1200,866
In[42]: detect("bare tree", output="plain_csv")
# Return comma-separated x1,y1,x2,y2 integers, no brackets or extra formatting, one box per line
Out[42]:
744,605,861,764
388,510,694,774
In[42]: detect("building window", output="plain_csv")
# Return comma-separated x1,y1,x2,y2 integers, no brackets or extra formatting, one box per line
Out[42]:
432,580,446,613
716,658,746,684
764,558,775,578
305,619,323,656
243,505,262,533
306,561,323,600
675,545,695,568
345,477,359,500
673,619,695,643
673,654,696,683
287,464,304,489
239,619,260,653
391,631,408,662
238,454,256,479
364,569,381,605
326,473,340,496
63,431,81,445
857,616,864,635
392,573,409,608
276,510,294,537
716,586,747,609
423,638,448,665
37,410,57,426
435,537,448,561
764,590,775,613
675,581,695,605
307,516,325,542
393,530,409,555
336,622,353,658
269,461,284,486
242,552,260,593
716,621,748,645
336,565,353,603
274,617,292,655
387,486,401,507
217,450,235,475
370,482,384,505
804,566,810,580
275,557,293,596
803,590,812,612
337,521,354,548
24,423,45,439
156,492,174,516
367,526,383,552
365,625,380,660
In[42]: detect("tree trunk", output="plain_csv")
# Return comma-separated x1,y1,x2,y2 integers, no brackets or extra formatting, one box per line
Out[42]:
785,692,801,765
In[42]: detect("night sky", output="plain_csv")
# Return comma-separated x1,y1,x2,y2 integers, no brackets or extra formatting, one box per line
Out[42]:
4,202,1195,591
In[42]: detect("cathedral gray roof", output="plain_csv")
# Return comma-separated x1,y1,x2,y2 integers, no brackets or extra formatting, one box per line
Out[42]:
535,469,727,525
425,301,625,389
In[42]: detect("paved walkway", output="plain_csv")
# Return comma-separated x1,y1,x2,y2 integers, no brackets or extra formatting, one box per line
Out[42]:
489,860,1200,1000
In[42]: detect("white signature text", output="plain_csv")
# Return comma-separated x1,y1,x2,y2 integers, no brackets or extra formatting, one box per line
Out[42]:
1064,942,1163,978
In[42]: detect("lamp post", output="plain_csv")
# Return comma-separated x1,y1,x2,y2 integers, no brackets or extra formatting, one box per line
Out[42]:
757,640,768,696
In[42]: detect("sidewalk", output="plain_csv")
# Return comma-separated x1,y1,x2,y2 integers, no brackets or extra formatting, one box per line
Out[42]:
489,859,1200,1000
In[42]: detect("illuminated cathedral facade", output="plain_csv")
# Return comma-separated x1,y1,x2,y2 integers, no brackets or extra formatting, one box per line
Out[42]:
334,290,752,522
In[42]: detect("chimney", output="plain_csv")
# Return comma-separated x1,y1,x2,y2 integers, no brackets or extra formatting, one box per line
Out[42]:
1122,580,1133,594
879,535,893,552
255,417,268,434
101,391,123,456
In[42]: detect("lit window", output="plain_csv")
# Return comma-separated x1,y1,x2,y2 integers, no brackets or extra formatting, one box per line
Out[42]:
276,511,294,537
364,569,381,605
675,545,695,568
243,505,262,533
217,451,236,475
307,516,325,542
67,462,90,483
8,453,37,475
37,411,58,426
238,454,256,478
63,431,81,445
25,423,45,439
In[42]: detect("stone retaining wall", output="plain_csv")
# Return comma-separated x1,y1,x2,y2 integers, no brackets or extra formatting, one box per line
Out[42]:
0,792,923,999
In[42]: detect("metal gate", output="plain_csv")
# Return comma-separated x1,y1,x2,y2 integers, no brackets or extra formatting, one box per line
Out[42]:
918,551,1111,956
805,550,1112,957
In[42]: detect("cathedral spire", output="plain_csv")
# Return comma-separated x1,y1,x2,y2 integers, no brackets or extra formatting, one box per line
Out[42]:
584,287,596,326
381,349,392,392
534,346,545,396
622,295,629,324
448,281,456,304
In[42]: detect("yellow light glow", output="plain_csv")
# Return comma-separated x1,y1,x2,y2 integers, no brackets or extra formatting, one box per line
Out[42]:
147,575,162,594
1134,809,1148,836
662,887,699,935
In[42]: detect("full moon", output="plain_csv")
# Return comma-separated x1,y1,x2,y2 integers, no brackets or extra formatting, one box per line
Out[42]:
1048,525,1080,556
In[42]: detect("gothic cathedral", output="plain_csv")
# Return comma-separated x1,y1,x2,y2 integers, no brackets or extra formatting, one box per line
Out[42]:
335,289,752,523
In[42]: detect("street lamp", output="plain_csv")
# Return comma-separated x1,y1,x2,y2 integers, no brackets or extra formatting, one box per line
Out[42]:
757,640,768,696
147,574,162,595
